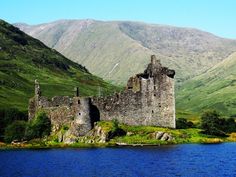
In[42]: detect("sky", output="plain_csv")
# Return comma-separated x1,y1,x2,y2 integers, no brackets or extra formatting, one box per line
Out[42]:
1,0,236,39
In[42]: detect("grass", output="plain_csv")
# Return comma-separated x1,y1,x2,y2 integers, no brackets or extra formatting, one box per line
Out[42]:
176,52,236,117
0,20,121,111
97,121,230,145
2,121,236,149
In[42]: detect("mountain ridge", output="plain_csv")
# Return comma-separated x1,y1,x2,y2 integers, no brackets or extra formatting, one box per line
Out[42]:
15,19,236,85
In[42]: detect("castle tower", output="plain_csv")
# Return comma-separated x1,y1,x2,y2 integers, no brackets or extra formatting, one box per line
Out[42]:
35,79,41,97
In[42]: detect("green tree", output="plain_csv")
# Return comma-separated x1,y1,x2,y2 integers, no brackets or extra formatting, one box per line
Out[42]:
25,111,51,140
0,108,27,141
108,119,126,139
176,118,194,129
111,119,119,132
4,120,27,143
200,110,226,136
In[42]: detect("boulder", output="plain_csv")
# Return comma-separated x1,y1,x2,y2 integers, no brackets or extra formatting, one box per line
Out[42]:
153,131,174,141
155,131,164,139
161,133,169,141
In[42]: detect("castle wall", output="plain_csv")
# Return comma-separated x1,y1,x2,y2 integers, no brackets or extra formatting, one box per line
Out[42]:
28,55,176,139
28,94,93,136
92,55,176,128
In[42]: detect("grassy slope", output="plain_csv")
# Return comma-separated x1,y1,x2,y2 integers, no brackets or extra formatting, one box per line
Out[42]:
176,52,236,117
0,20,119,111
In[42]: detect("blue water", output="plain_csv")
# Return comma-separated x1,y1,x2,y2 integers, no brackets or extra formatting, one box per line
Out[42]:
0,143,236,177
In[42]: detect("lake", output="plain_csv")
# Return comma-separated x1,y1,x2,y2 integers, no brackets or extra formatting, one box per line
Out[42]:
0,143,236,177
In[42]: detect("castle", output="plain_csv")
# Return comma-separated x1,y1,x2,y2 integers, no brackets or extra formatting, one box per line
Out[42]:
28,55,176,137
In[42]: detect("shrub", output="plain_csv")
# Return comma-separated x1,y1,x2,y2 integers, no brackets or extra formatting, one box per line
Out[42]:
221,118,236,133
111,119,119,132
0,108,27,141
25,111,51,140
200,110,226,136
4,120,27,143
176,118,194,129
108,119,126,139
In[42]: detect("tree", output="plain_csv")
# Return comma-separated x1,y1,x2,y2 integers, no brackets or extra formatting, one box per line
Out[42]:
4,120,27,143
108,119,126,139
0,108,27,141
200,110,226,136
176,118,194,129
25,111,51,140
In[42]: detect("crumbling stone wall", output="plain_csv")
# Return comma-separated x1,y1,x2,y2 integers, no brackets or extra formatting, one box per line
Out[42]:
28,82,94,136
28,55,176,138
92,55,176,128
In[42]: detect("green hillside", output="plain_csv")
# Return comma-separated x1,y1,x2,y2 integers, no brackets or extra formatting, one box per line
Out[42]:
0,20,119,111
15,20,236,85
176,52,236,117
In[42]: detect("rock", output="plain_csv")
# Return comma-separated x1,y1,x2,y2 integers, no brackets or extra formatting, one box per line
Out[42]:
160,133,174,141
153,131,174,141
63,130,77,144
168,135,174,141
58,131,63,142
160,133,169,141
155,131,164,139
127,132,134,136
64,137,76,144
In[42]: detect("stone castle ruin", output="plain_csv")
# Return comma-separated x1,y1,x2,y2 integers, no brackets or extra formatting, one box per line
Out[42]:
28,55,176,137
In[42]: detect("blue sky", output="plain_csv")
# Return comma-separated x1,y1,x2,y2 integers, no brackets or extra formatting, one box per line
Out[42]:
1,0,236,39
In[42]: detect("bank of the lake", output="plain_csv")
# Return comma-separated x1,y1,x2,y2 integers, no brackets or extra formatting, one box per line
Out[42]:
1,143,236,177
1,126,236,149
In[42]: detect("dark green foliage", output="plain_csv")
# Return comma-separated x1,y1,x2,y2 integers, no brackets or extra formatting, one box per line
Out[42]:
176,118,194,129
219,118,236,133
200,110,236,136
111,119,119,132
0,108,27,141
25,111,51,140
4,120,27,143
108,119,126,139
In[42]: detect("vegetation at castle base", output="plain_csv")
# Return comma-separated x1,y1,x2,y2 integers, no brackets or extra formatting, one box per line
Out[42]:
2,123,236,149
0,19,120,112
4,121,27,143
2,109,236,148
96,121,229,145
0,108,27,141
2,110,51,143
25,111,51,140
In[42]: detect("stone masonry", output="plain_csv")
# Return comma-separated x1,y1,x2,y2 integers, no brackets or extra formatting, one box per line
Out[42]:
92,55,176,128
28,55,176,137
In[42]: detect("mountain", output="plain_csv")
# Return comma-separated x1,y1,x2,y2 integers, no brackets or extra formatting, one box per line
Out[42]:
15,19,236,85
0,20,119,111
176,52,236,116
